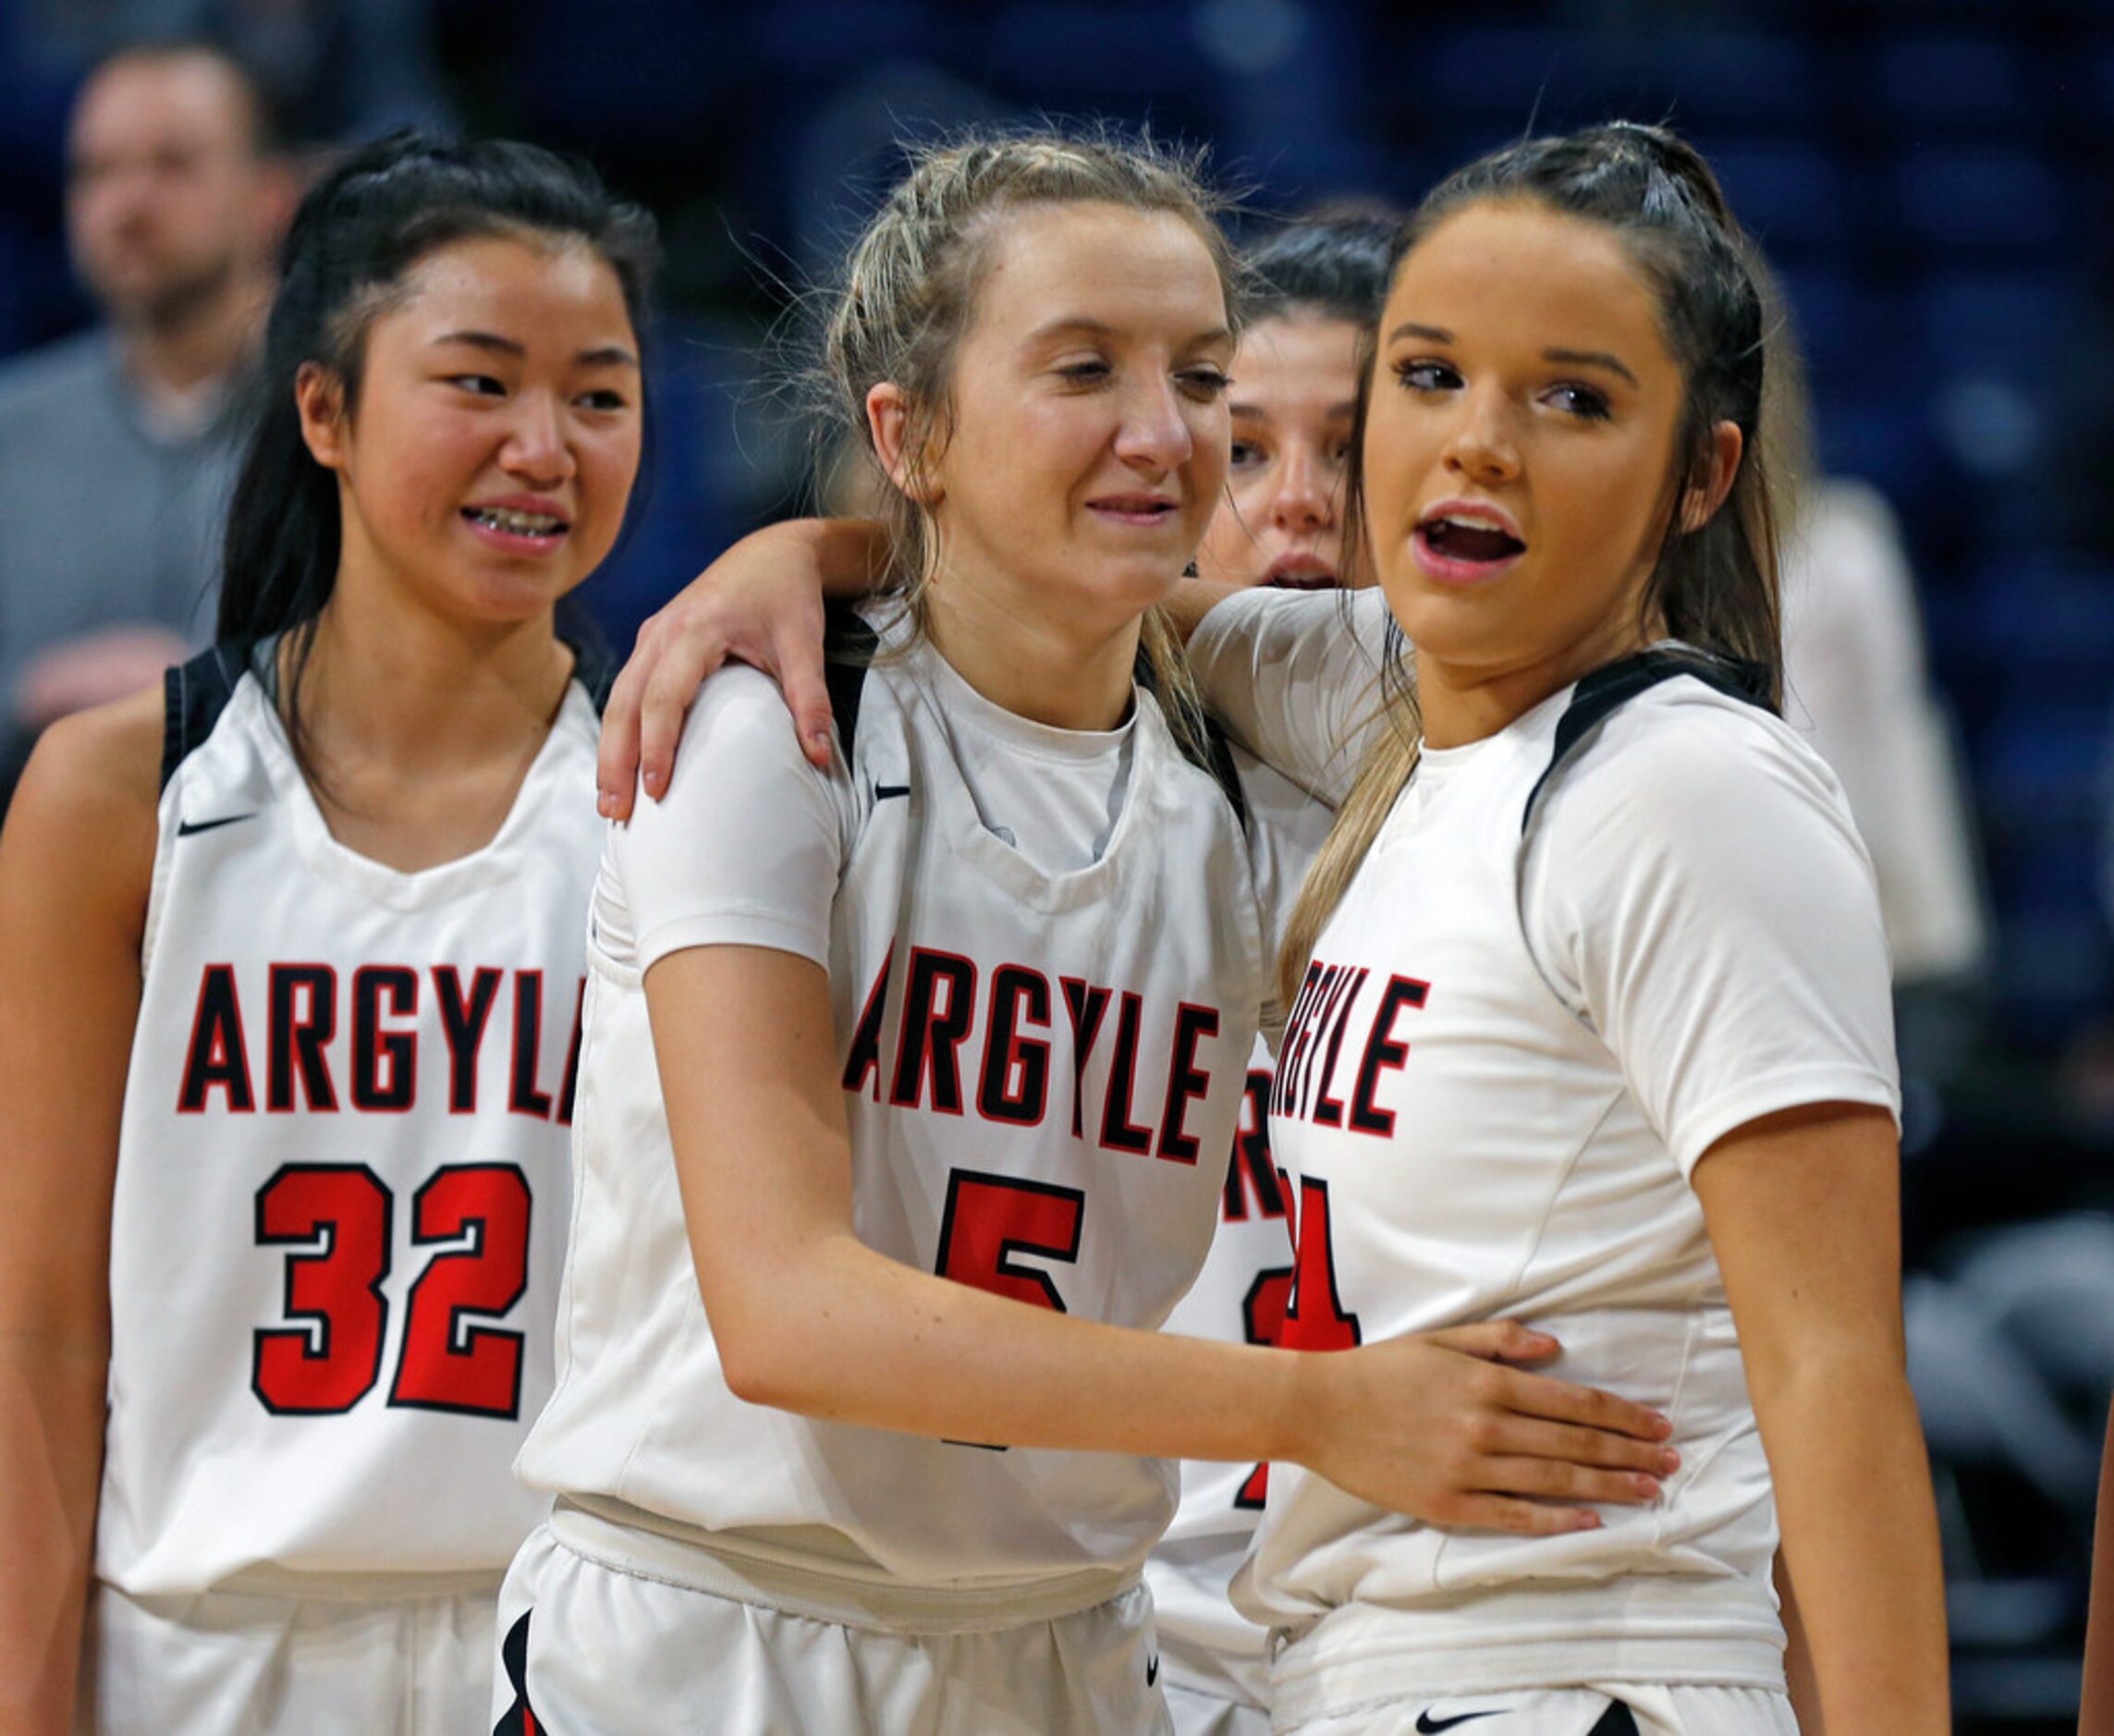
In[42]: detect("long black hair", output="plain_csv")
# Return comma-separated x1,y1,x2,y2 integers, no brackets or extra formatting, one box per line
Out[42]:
218,131,659,750
1239,210,1396,329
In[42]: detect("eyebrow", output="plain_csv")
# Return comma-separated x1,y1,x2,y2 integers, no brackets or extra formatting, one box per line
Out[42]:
1230,398,1357,420
430,330,641,369
1384,323,1640,389
1026,315,1236,349
1542,347,1639,387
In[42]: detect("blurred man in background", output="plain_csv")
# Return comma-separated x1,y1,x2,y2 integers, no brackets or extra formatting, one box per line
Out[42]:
0,40,294,805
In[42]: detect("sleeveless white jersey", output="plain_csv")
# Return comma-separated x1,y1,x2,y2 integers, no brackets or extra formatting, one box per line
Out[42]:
516,615,1269,1609
1143,750,1329,1710
1206,632,1899,1711
97,645,606,1597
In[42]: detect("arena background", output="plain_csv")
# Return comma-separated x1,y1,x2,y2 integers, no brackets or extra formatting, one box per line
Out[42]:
3,1,2108,1728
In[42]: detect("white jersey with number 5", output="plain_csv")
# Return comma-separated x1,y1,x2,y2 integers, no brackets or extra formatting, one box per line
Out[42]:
97,644,604,1597
516,607,1269,1608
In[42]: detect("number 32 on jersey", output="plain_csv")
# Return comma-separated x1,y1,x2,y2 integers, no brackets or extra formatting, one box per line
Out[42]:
251,1160,532,1419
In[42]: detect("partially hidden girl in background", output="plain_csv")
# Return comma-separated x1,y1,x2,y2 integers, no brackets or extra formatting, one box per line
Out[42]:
1147,209,1393,1736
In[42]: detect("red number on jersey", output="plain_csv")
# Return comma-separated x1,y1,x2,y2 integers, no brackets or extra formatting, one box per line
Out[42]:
389,1164,533,1417
934,1169,1084,1312
1235,1264,1295,1509
251,1162,533,1418
1282,1176,1362,1352
252,1165,392,1413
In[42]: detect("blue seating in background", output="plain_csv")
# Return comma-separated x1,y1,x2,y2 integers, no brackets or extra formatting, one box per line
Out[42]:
1775,266,1892,387
1411,28,1595,129
1920,273,2075,386
1874,32,2030,133
1892,145,2068,260
979,2,1217,112
1715,141,1856,260
751,1,937,79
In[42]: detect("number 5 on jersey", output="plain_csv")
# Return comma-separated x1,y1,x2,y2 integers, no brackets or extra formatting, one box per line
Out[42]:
934,1168,1084,1311
251,1161,532,1418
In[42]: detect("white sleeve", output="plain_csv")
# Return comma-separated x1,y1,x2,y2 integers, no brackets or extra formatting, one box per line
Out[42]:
1234,747,1333,963
1524,701,1901,1179
1186,586,1398,806
608,666,848,972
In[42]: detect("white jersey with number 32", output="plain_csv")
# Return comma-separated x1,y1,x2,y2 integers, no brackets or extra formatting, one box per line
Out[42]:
97,646,605,1597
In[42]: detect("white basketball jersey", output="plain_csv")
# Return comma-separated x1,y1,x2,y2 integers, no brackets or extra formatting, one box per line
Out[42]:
97,644,606,1597
518,614,1269,1608
1144,751,1330,1710
1240,654,1900,1713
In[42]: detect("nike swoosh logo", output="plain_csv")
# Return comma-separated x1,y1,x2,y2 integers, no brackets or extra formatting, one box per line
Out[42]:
1145,1656,1159,1687
176,813,259,837
1415,1712,1507,1733
874,784,910,801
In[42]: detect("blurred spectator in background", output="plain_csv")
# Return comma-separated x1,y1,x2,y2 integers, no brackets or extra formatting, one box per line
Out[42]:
1781,478,1987,996
25,0,454,142
0,39,293,808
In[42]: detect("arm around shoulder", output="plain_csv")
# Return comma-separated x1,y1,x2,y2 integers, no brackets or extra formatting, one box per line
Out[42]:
0,689,161,1733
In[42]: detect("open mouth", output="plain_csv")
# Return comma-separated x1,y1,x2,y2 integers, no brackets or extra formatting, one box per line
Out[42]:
462,505,569,545
1417,515,1523,564
1265,554,1339,590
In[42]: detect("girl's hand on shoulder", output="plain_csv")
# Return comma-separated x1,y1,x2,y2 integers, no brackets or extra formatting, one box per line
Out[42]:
1291,1321,1677,1534
597,519,889,819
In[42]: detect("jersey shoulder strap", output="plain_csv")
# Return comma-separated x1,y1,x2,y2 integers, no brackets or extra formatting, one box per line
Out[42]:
160,642,251,792
824,604,880,755
1521,646,1774,836
568,632,619,715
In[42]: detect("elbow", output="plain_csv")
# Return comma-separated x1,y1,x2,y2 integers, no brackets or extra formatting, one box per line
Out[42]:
705,1289,820,1413
718,1333,799,1411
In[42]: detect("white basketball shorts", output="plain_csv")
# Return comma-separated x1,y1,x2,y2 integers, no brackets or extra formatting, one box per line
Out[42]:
1275,1684,1798,1736
82,1578,497,1735
494,1521,1173,1734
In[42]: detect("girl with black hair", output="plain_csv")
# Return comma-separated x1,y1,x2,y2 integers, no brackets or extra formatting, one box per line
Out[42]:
1193,212,1396,598
1149,210,1395,1736
0,131,654,1732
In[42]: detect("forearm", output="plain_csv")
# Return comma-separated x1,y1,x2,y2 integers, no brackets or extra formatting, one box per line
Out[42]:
1758,1357,1948,1732
0,1340,107,1733
2081,1401,2114,1734
1773,1554,1824,1736
1162,576,1243,648
709,1228,1312,1466
784,517,888,599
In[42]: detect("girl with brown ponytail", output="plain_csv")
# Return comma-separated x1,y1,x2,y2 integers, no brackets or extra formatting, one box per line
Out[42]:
1178,120,1946,1735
